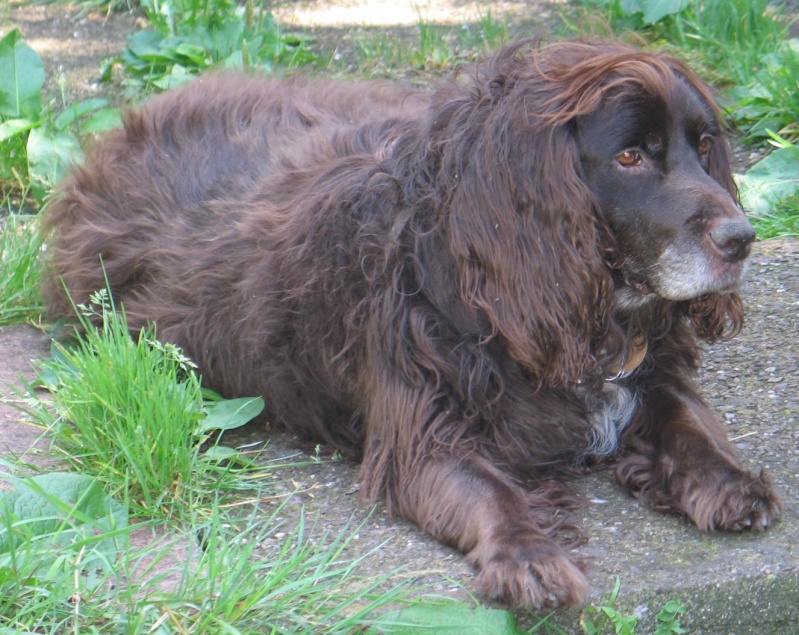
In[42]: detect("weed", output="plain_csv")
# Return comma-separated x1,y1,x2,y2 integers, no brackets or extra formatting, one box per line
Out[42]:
0,212,43,324
730,40,799,144
739,132,799,235
581,578,686,634
0,472,412,633
568,0,789,86
14,289,266,521
111,0,317,93
0,30,120,202
413,14,456,70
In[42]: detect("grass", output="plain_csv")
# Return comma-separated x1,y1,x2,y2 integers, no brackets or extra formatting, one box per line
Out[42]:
2,297,421,632
0,211,44,324
341,9,510,77
15,290,269,521
0,474,412,633
751,191,799,239
568,0,790,84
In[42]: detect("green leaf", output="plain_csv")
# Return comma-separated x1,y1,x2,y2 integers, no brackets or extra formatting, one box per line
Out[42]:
738,144,799,215
32,339,80,389
125,29,167,59
26,126,82,189
0,30,45,118
0,472,127,566
0,117,37,142
198,396,265,433
641,0,690,23
80,108,123,135
53,98,110,131
201,445,255,466
368,603,525,635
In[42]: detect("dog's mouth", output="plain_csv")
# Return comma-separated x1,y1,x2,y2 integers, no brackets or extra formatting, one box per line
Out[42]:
614,248,748,311
621,249,748,307
628,278,652,297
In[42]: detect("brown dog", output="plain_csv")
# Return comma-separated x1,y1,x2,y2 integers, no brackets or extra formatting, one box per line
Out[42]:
43,39,782,608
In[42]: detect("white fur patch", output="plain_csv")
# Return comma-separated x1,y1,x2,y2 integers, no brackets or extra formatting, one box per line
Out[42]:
585,382,637,457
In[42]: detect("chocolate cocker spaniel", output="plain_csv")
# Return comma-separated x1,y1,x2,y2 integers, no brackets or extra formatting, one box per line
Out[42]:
43,39,782,607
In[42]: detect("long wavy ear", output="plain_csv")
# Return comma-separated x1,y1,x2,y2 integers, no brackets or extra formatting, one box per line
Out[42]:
430,41,616,386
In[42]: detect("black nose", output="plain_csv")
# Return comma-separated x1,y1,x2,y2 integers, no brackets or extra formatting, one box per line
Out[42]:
710,218,756,263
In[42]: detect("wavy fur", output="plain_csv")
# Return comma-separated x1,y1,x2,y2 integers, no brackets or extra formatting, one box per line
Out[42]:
42,39,781,608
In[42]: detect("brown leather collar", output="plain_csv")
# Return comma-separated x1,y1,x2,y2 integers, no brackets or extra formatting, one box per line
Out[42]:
606,335,648,380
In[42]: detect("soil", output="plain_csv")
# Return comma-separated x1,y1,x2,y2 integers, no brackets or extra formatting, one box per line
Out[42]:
1,3,798,632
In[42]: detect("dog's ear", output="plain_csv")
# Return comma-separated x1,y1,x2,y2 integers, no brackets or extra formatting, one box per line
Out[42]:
434,52,615,386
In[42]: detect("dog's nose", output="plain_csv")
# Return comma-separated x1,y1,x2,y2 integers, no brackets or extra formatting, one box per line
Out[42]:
709,218,756,263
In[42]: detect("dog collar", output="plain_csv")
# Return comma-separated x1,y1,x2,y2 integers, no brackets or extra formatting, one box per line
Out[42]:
606,335,648,380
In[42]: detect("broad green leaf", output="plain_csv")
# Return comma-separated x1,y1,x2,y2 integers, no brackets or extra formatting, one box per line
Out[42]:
33,339,81,389
151,64,196,91
125,29,166,59
620,0,688,23
0,117,37,142
738,144,799,215
198,396,265,433
0,30,45,118
174,42,210,65
53,98,110,131
80,108,123,135
201,445,256,466
621,0,645,16
641,0,690,23
0,472,128,575
368,604,525,635
26,126,82,188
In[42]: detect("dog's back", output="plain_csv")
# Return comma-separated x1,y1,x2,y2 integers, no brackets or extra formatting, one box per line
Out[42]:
42,74,427,438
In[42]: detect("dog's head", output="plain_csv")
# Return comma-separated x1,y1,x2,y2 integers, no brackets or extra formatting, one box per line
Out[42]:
431,40,748,384
569,47,752,309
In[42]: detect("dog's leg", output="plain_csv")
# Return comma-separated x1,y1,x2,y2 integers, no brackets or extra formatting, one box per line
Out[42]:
392,454,588,608
617,383,782,531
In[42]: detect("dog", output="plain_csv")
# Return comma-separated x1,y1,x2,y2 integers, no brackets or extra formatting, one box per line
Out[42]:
42,39,782,608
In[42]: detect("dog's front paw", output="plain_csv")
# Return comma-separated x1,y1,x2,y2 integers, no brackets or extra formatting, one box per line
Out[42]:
690,468,782,532
470,533,587,609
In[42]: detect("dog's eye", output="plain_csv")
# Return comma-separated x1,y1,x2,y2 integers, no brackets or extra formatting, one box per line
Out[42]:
616,150,642,167
698,136,713,157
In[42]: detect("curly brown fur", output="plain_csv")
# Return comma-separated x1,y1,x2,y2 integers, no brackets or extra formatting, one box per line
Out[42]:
42,38,781,608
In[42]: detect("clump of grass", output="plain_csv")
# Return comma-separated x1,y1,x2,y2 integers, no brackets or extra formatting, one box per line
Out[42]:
0,472,413,633
113,0,317,93
347,28,416,76
17,289,265,520
459,7,510,53
0,212,43,324
656,0,789,86
413,14,456,70
751,191,799,239
343,11,511,78
581,578,687,634
566,0,789,86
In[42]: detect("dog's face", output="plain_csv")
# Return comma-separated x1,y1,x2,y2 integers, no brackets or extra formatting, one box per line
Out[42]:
577,76,754,308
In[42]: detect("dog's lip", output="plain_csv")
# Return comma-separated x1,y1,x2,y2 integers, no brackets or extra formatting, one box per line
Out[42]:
630,279,652,296
619,269,652,297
